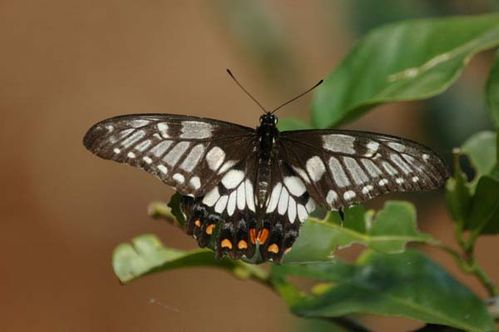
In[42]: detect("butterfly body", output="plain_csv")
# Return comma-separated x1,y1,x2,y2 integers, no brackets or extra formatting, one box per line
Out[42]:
84,112,448,262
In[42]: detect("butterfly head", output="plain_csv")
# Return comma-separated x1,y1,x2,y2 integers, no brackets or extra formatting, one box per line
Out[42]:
259,113,278,127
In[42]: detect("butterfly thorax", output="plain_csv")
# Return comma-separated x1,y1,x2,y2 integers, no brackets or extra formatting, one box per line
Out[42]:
255,114,279,209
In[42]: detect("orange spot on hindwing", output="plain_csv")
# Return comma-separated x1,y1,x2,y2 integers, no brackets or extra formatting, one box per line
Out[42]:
237,240,248,250
194,219,201,227
249,228,257,244
205,224,215,235
221,239,233,249
267,244,279,254
256,229,269,244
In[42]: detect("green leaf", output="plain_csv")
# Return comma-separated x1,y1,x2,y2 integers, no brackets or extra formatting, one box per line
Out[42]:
466,175,499,235
445,131,497,230
284,201,433,263
486,50,499,128
112,234,268,283
312,14,499,128
461,131,497,184
273,250,495,332
277,117,312,131
445,171,472,227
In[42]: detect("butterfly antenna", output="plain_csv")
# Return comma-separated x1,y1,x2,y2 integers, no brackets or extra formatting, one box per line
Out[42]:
226,69,268,113
270,79,323,114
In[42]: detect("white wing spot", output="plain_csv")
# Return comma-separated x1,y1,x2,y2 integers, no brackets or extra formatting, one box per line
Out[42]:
379,178,389,186
288,198,297,224
115,129,134,143
344,157,369,184
305,198,316,213
202,187,220,207
227,191,237,216
306,156,326,182
364,141,379,157
362,185,374,194
322,134,356,154
143,156,152,164
189,176,201,190
180,121,213,139
173,173,185,184
291,166,311,183
390,154,412,174
150,141,173,157
245,180,256,212
396,177,405,184
206,146,225,171
388,142,406,152
412,176,419,183
121,130,146,148
297,204,308,222
135,139,152,152
221,169,244,189
326,190,338,205
127,152,136,158
214,195,229,214
218,160,237,174
130,119,150,128
361,159,382,177
283,176,306,197
113,148,121,154
382,161,398,175
277,188,289,215
163,142,190,166
157,164,168,174
266,183,282,213
422,154,430,161
343,190,356,200
237,183,246,210
180,144,205,172
329,157,350,187
157,122,169,138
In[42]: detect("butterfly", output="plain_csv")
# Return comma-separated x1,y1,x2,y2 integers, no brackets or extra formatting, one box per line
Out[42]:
83,70,449,263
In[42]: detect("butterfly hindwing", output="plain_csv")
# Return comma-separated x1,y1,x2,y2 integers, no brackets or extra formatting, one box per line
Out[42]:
182,153,259,260
279,129,449,210
83,114,256,197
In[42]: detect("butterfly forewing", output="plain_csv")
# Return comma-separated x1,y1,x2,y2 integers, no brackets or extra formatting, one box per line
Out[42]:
83,114,256,197
279,129,449,210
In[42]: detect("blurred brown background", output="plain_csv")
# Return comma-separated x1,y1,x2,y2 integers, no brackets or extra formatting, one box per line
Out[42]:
1,1,498,331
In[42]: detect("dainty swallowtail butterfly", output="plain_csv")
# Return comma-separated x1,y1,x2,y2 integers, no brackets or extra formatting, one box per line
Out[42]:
83,72,448,262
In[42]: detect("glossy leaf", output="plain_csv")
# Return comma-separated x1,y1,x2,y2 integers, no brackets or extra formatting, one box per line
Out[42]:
445,165,472,227
112,234,267,283
467,176,499,234
461,131,497,184
312,13,499,128
284,201,434,263
273,250,495,332
445,131,498,233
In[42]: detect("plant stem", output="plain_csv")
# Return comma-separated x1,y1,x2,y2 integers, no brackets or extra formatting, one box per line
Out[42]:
434,242,497,297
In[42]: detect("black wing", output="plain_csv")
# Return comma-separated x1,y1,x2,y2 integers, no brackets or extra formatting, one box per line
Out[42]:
278,129,449,210
83,114,256,197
